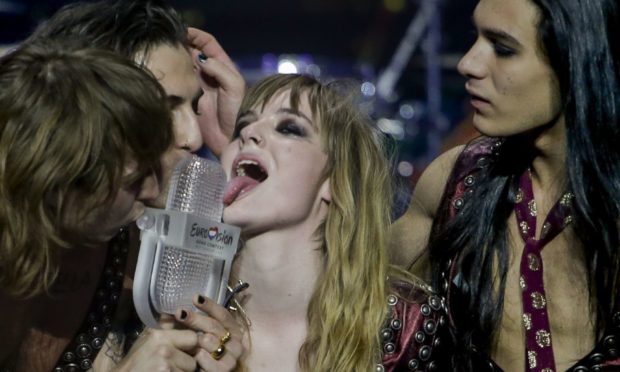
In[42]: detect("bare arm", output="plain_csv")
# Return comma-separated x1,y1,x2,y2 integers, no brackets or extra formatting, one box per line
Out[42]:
389,145,464,280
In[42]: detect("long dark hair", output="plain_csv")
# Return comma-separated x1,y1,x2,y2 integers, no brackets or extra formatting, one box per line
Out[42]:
429,0,620,368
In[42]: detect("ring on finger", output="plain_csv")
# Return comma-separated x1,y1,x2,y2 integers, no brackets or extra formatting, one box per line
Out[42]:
211,344,226,360
220,330,231,345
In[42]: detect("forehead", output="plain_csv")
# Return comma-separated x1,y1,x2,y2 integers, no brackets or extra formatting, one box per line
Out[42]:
474,0,541,44
257,89,315,119
141,43,199,98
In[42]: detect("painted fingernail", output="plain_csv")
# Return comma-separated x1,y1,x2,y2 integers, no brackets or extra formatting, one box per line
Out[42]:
180,309,188,320
197,52,207,63
197,295,206,304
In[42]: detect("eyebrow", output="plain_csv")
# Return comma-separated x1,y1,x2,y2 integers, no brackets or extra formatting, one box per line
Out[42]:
480,27,523,47
276,108,315,127
237,108,316,128
166,89,204,110
471,14,523,47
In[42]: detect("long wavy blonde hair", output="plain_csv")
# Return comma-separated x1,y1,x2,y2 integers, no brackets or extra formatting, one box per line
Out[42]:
0,42,173,298
237,74,395,371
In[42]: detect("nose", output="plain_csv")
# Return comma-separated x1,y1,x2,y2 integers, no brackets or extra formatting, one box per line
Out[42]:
137,169,161,202
457,41,486,80
173,107,202,152
239,122,263,147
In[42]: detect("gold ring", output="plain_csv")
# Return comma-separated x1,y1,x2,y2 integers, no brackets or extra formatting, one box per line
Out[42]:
220,330,231,344
210,344,226,360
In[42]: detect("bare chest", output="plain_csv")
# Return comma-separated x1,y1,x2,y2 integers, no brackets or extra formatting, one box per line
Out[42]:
492,215,596,370
244,318,307,372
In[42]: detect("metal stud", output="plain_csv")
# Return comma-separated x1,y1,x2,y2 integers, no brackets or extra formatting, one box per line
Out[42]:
384,342,396,353
407,359,419,370
428,360,438,371
77,333,89,344
92,338,104,349
387,294,398,306
415,331,426,343
429,295,441,310
76,344,92,358
589,353,604,365
80,359,92,370
421,304,431,316
464,175,475,187
424,319,437,335
381,328,393,341
375,364,385,372
65,364,80,372
390,319,402,330
419,345,432,361
604,335,617,348
453,198,464,210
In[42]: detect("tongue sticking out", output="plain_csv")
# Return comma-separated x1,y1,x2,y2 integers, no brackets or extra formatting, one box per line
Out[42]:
223,176,260,206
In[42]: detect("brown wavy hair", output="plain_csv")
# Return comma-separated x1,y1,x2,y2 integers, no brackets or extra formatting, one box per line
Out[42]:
0,42,173,298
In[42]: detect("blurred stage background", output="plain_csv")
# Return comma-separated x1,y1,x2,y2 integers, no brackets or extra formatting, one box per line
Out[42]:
1,0,481,216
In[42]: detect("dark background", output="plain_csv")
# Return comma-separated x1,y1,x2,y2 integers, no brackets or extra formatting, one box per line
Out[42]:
0,0,479,202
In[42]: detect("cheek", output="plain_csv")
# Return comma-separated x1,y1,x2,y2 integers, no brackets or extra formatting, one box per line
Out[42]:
220,144,238,178
109,190,137,217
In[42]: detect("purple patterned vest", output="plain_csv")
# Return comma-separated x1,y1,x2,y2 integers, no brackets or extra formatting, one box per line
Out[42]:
435,137,620,371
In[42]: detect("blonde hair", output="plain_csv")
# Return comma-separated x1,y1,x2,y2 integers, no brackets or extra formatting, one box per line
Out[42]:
0,42,173,297
238,74,396,371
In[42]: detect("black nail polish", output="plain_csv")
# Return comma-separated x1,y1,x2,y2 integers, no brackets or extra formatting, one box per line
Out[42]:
197,295,205,304
180,309,188,320
197,53,207,63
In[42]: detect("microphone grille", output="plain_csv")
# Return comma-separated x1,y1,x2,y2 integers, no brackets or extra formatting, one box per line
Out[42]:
166,155,225,221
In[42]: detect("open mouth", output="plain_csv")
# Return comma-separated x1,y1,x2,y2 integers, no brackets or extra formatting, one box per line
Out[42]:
223,157,268,206
235,159,268,182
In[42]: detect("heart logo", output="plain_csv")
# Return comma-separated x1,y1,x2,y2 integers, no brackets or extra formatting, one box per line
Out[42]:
207,227,218,240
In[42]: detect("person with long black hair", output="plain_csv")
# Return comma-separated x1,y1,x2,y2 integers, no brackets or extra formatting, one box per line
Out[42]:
391,0,620,370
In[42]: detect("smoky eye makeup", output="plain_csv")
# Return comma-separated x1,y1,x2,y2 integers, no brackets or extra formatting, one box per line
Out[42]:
275,118,306,137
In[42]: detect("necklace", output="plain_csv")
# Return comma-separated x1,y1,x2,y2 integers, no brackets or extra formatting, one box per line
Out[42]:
53,227,130,372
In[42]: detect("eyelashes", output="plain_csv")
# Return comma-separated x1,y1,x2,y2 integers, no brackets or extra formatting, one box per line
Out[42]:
233,118,307,139
275,120,305,137
492,42,516,58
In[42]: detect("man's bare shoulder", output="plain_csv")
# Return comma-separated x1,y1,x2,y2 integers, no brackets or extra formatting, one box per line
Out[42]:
389,145,464,277
413,145,464,218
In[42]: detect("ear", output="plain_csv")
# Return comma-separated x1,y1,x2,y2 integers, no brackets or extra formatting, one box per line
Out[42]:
319,178,331,203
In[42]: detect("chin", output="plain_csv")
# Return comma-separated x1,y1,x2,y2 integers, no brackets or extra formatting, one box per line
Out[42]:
472,116,507,138
222,206,251,228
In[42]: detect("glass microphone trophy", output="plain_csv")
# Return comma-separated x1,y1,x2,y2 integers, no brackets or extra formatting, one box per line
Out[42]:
133,155,240,328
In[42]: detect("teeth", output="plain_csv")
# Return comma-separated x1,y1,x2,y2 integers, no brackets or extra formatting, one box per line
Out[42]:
235,159,259,177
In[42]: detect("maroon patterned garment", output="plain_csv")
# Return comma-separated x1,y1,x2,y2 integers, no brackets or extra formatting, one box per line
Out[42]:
437,137,620,371
378,281,451,371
